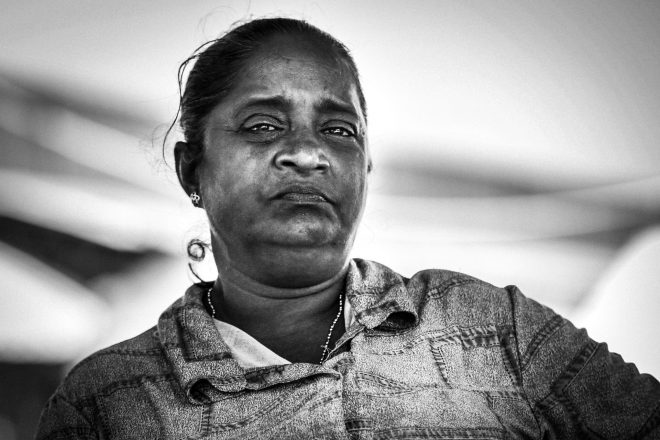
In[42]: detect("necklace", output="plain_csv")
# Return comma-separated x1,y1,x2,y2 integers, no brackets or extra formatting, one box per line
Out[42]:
206,287,217,319
320,291,343,364
205,287,343,365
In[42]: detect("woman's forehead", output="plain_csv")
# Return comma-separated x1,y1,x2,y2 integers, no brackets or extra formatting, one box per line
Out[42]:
242,56,351,92
224,44,363,115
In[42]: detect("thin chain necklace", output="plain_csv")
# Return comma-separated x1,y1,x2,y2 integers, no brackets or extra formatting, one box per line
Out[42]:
320,291,343,364
206,287,218,318
205,287,343,365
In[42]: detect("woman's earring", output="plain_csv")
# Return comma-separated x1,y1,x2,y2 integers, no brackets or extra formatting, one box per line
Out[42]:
190,192,201,206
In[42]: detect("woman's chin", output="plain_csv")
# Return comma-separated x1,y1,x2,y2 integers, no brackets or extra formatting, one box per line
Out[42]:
261,220,344,247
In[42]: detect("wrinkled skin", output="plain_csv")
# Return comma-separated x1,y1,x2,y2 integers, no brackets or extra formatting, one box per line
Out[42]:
177,34,370,288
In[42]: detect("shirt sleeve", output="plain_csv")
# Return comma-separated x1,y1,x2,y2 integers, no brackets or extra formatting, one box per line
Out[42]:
35,392,97,440
507,285,660,439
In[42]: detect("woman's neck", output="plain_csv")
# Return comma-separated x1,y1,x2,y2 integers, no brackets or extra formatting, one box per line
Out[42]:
207,261,348,363
210,260,348,335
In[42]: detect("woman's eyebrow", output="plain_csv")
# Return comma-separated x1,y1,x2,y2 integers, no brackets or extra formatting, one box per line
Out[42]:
235,96,290,114
233,95,359,120
315,98,359,119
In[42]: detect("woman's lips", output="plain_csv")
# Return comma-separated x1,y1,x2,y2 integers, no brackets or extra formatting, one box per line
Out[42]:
274,184,332,203
280,192,328,203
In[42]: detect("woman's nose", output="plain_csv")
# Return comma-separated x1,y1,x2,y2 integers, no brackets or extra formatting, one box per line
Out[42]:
274,135,330,174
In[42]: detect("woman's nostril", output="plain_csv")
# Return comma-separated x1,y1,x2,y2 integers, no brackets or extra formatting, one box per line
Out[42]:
275,148,329,171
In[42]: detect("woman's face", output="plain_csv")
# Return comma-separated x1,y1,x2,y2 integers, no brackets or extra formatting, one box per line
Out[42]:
197,35,369,287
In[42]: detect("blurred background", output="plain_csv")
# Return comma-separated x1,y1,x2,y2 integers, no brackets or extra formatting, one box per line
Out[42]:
1,0,659,437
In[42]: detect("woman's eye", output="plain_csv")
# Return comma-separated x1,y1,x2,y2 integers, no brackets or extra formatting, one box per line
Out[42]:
247,123,278,132
323,127,355,137
239,120,284,141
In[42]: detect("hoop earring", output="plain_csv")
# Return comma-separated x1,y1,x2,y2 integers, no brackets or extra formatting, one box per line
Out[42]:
189,192,201,206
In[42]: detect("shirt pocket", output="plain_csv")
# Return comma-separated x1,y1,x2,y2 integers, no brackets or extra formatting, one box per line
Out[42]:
346,330,516,439
96,375,204,438
428,325,521,391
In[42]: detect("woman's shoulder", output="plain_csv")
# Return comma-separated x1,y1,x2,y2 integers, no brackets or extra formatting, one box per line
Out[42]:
353,258,516,301
352,258,553,325
56,326,169,403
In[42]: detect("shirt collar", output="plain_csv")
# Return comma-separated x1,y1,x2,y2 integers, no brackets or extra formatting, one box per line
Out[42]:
345,258,419,331
157,259,419,402
157,283,248,401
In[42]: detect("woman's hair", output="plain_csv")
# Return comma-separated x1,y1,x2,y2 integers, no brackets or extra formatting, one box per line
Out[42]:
165,17,367,155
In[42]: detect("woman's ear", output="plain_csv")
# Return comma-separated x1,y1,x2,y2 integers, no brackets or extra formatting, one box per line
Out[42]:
174,141,202,196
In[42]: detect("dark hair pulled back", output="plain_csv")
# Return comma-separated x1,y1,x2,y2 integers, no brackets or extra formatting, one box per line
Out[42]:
165,17,367,157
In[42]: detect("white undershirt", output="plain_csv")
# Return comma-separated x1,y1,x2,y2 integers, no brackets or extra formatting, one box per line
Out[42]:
212,297,354,368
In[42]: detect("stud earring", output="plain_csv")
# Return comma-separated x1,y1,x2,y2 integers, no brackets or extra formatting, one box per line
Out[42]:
189,192,201,206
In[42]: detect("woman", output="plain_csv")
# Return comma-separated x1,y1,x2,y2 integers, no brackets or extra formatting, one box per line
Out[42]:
37,18,660,439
